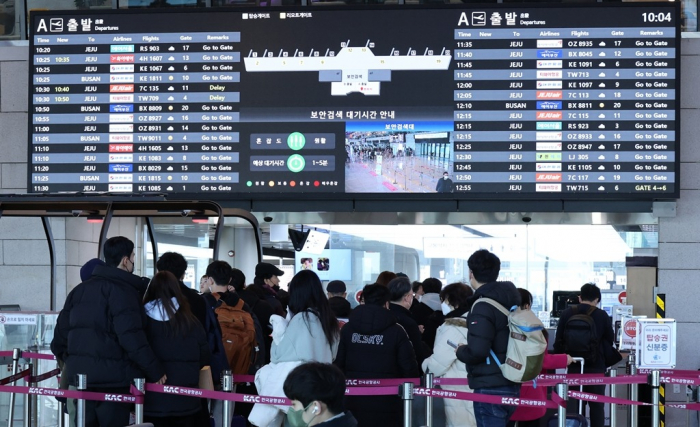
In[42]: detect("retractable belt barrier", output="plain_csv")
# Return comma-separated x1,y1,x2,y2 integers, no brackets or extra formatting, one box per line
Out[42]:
5,348,700,427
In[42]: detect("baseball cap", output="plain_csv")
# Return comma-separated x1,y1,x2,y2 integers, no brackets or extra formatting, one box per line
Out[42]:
255,262,284,277
327,280,346,293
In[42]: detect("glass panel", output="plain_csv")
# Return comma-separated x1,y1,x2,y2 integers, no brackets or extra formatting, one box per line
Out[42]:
146,218,215,290
269,223,656,313
683,0,698,32
27,0,112,11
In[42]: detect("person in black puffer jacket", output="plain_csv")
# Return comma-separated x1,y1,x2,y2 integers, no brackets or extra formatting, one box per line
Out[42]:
456,250,521,427
334,284,419,427
51,236,166,427
143,271,211,427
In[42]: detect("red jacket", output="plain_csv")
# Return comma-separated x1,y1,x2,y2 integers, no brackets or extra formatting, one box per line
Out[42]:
509,350,568,421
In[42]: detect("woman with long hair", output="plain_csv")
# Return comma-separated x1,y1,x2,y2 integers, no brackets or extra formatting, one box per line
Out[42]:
251,270,340,427
142,271,210,427
272,269,340,363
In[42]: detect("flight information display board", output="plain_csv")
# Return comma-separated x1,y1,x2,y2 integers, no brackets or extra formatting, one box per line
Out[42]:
28,4,680,200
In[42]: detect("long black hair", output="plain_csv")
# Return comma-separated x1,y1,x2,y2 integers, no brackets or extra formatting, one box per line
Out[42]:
143,271,197,337
288,270,340,347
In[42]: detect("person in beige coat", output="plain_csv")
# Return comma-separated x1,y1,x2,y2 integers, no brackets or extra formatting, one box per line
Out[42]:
421,282,476,427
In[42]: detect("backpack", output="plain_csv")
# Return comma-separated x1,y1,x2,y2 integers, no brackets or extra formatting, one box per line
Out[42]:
562,305,599,363
205,293,258,375
203,303,230,384
473,297,547,383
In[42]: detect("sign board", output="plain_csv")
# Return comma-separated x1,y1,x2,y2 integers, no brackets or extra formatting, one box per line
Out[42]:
636,318,676,369
619,314,645,351
27,4,680,201
618,291,627,304
0,313,38,325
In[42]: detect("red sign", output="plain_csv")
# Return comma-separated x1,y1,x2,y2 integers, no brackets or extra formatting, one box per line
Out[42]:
624,320,637,338
618,291,627,304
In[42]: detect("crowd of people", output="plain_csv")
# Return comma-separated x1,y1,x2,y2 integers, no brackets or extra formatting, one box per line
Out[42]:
51,237,620,427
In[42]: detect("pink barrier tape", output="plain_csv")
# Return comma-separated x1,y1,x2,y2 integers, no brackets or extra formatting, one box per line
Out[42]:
667,403,700,411
345,386,398,396
413,387,558,409
433,378,469,386
0,383,143,403
568,390,652,407
551,391,566,408
659,375,700,386
535,374,647,387
30,368,61,383
639,368,700,377
232,375,255,383
346,378,419,387
0,351,55,361
145,383,291,406
21,352,56,361
0,369,31,385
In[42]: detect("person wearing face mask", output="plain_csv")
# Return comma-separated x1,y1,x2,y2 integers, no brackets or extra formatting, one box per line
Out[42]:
51,236,166,427
421,282,476,427
387,277,431,369
283,362,358,427
435,171,454,193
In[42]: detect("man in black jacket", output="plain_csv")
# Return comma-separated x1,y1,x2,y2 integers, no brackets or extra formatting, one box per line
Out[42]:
334,284,419,427
51,236,166,427
456,249,521,427
554,283,618,427
387,277,431,368
326,280,351,319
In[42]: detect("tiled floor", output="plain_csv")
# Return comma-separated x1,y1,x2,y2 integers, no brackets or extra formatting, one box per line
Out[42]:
345,155,454,193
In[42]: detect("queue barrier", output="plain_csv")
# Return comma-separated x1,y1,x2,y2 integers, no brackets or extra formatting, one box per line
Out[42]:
2,348,699,427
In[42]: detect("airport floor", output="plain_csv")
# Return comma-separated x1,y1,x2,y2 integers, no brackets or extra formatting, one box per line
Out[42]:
345,155,454,193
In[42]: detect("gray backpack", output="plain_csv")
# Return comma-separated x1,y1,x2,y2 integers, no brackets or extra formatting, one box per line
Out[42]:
473,298,547,383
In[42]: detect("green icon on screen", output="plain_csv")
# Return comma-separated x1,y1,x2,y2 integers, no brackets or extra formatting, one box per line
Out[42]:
287,154,305,173
246,181,253,187
287,132,306,151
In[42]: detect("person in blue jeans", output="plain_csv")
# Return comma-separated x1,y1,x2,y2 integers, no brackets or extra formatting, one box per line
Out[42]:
456,249,522,427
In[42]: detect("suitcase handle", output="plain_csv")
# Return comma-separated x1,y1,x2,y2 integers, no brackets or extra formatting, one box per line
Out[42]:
571,357,585,415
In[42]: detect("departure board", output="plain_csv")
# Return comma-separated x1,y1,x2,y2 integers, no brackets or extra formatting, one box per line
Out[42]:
28,4,680,200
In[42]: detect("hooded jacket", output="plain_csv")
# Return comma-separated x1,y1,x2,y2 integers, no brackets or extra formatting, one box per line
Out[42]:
456,281,521,390
143,298,211,418
422,307,476,427
51,265,165,387
334,304,419,427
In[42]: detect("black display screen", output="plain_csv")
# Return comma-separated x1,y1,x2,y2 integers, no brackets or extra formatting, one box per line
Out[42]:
28,4,680,200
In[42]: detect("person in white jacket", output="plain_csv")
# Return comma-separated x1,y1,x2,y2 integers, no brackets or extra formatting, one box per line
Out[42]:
421,282,477,427
251,270,340,427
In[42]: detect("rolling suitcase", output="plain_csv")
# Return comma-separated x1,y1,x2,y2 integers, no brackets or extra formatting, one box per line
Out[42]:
547,357,588,427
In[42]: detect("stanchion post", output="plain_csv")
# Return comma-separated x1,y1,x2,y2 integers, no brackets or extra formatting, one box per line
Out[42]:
651,370,660,427
222,370,233,427
628,352,638,427
424,373,433,427
556,383,568,427
400,382,413,427
134,378,145,424
76,374,87,427
609,368,617,427
23,363,36,427
7,348,21,427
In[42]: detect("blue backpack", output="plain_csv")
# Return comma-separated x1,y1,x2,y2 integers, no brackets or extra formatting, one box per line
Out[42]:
204,304,230,385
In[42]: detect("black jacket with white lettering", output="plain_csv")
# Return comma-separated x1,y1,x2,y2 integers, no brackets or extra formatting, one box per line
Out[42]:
334,304,419,427
143,315,210,418
456,281,522,390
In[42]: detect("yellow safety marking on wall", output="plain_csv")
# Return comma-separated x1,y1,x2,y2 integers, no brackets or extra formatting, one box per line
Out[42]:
656,295,665,312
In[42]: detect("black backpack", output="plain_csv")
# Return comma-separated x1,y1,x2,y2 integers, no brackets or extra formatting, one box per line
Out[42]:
563,305,599,363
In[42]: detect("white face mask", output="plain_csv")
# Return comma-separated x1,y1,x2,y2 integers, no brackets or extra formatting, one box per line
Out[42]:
441,302,452,316
443,175,448,180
